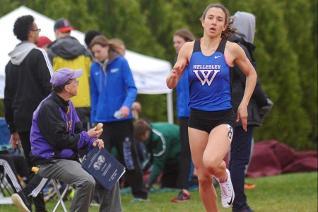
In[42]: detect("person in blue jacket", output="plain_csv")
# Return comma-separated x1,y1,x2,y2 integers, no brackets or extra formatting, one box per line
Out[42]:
166,3,257,211
89,35,148,200
172,28,195,202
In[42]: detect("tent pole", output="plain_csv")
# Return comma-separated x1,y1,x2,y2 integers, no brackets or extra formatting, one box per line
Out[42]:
167,92,174,124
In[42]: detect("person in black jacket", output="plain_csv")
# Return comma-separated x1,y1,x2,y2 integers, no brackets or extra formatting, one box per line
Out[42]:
4,15,52,212
229,11,273,212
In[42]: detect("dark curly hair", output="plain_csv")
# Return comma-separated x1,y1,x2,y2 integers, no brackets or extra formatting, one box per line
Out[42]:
84,30,102,47
13,15,34,41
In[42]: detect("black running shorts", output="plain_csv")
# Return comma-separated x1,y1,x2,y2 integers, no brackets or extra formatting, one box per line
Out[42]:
188,108,234,133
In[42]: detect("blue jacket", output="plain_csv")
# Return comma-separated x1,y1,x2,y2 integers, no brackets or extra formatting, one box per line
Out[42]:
176,68,190,118
90,56,137,123
30,92,94,164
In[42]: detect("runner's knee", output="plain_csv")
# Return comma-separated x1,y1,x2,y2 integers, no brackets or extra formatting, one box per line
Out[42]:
202,155,219,173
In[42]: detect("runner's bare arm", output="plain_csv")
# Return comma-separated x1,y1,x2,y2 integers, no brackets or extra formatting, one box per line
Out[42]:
166,42,193,89
233,43,257,130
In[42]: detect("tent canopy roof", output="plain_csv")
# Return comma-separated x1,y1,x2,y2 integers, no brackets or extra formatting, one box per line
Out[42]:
0,6,172,98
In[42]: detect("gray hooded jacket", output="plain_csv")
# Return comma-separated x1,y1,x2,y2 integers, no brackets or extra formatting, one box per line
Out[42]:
232,11,256,44
47,36,89,61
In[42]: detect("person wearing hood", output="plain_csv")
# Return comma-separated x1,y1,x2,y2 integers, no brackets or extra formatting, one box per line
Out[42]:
4,15,52,212
47,18,91,130
228,11,273,212
89,35,148,201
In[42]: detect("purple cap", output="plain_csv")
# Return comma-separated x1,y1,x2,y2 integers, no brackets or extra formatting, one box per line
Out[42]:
50,68,82,87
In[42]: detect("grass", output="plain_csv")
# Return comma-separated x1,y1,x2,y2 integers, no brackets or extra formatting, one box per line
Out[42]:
1,172,317,212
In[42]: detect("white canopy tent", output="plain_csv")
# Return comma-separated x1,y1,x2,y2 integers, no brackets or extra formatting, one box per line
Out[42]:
0,6,174,123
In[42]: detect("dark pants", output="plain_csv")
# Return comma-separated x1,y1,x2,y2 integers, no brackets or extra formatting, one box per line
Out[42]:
18,131,46,212
229,126,254,211
176,117,192,189
101,120,147,199
161,159,180,188
94,182,122,212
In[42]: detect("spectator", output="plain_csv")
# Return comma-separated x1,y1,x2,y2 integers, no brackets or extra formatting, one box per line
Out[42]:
171,28,195,203
89,35,148,201
134,120,181,190
4,15,52,212
84,30,102,48
47,18,91,130
229,11,273,212
36,36,52,50
11,68,121,212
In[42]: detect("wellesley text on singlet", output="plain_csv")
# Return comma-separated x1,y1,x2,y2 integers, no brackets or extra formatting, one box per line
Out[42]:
193,64,221,70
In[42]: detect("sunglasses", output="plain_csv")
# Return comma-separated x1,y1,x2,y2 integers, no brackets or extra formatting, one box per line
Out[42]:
31,28,41,32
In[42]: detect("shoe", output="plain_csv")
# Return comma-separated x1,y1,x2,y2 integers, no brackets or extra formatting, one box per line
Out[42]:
171,189,191,203
131,197,149,203
218,169,235,208
244,183,256,190
11,191,32,212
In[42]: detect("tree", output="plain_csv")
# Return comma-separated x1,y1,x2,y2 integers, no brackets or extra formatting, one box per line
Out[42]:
0,0,316,149
247,0,311,148
282,0,317,144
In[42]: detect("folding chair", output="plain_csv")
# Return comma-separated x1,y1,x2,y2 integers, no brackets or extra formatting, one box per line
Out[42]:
0,168,14,199
0,159,22,200
32,167,70,212
51,179,70,212
0,173,13,205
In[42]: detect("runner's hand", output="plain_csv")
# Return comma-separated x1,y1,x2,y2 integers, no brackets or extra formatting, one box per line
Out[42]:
236,103,248,131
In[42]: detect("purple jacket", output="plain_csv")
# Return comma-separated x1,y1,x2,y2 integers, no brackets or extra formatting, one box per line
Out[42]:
30,92,94,164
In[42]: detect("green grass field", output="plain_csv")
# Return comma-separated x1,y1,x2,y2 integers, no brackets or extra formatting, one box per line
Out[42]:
1,172,317,212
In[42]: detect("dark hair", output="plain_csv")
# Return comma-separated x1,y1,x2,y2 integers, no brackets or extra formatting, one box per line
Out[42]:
200,3,234,38
174,28,195,42
133,119,151,141
13,15,34,41
84,30,102,47
89,35,125,60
